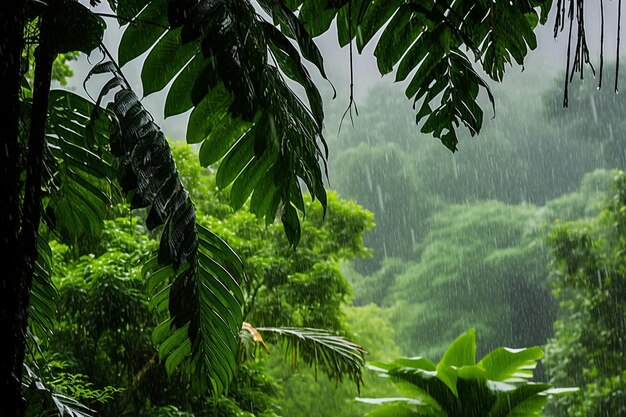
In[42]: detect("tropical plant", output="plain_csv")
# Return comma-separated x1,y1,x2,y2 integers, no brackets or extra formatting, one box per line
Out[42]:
2,0,341,412
36,143,373,416
0,0,600,415
270,304,402,417
358,329,577,417
43,213,368,416
295,0,555,150
23,360,120,417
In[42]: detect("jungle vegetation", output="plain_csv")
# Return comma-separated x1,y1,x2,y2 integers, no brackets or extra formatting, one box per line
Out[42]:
1,0,624,416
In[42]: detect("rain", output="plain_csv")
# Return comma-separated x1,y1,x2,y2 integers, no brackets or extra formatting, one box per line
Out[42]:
3,1,626,417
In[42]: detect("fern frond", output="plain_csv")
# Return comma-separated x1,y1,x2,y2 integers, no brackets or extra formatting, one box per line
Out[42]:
87,61,244,394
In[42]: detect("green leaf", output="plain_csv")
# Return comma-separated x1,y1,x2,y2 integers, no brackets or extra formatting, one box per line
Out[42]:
45,90,117,241
257,0,330,79
90,64,244,395
187,83,233,144
23,364,94,417
140,0,328,245
362,329,575,417
355,0,403,52
479,347,544,383
249,170,281,220
438,328,476,369
281,203,301,247
141,28,199,96
299,1,336,37
263,21,324,125
215,127,256,189
312,0,542,148
387,367,459,412
198,117,250,167
389,358,437,372
230,152,278,210
164,53,205,117
486,383,552,417
116,0,151,25
373,5,419,75
118,0,169,67
29,236,57,339
145,224,244,394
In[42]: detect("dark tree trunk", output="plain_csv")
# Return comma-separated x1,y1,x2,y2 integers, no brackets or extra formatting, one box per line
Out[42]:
0,2,27,416
0,5,55,412
13,40,55,417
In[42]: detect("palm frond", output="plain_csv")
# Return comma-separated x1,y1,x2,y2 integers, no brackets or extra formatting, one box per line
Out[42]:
256,326,366,389
88,61,244,394
288,0,552,151
117,0,330,246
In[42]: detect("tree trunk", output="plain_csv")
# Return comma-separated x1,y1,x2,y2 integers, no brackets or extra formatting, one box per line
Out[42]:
0,7,55,412
0,2,27,416
18,41,55,412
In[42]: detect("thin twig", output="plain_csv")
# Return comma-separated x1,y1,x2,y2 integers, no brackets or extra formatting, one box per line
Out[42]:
338,0,358,136
95,12,170,30
99,42,132,91
617,0,622,93
600,0,605,88
563,0,575,107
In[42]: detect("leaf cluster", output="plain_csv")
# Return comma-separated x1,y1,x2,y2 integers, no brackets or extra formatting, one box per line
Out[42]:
295,0,550,150
360,329,576,417
117,0,330,246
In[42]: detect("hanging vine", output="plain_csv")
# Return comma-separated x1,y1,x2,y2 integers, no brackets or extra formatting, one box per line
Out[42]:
555,0,622,105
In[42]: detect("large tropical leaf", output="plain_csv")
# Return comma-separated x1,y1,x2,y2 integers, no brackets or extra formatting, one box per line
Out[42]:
291,0,551,151
478,346,544,384
88,62,244,394
44,89,118,241
23,89,115,342
361,329,577,417
117,0,330,246
146,225,244,394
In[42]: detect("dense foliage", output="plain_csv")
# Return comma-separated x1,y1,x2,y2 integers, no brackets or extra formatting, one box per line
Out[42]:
6,0,626,415
328,75,626,272
32,143,374,416
545,171,626,417
325,66,626,360
4,3,556,411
